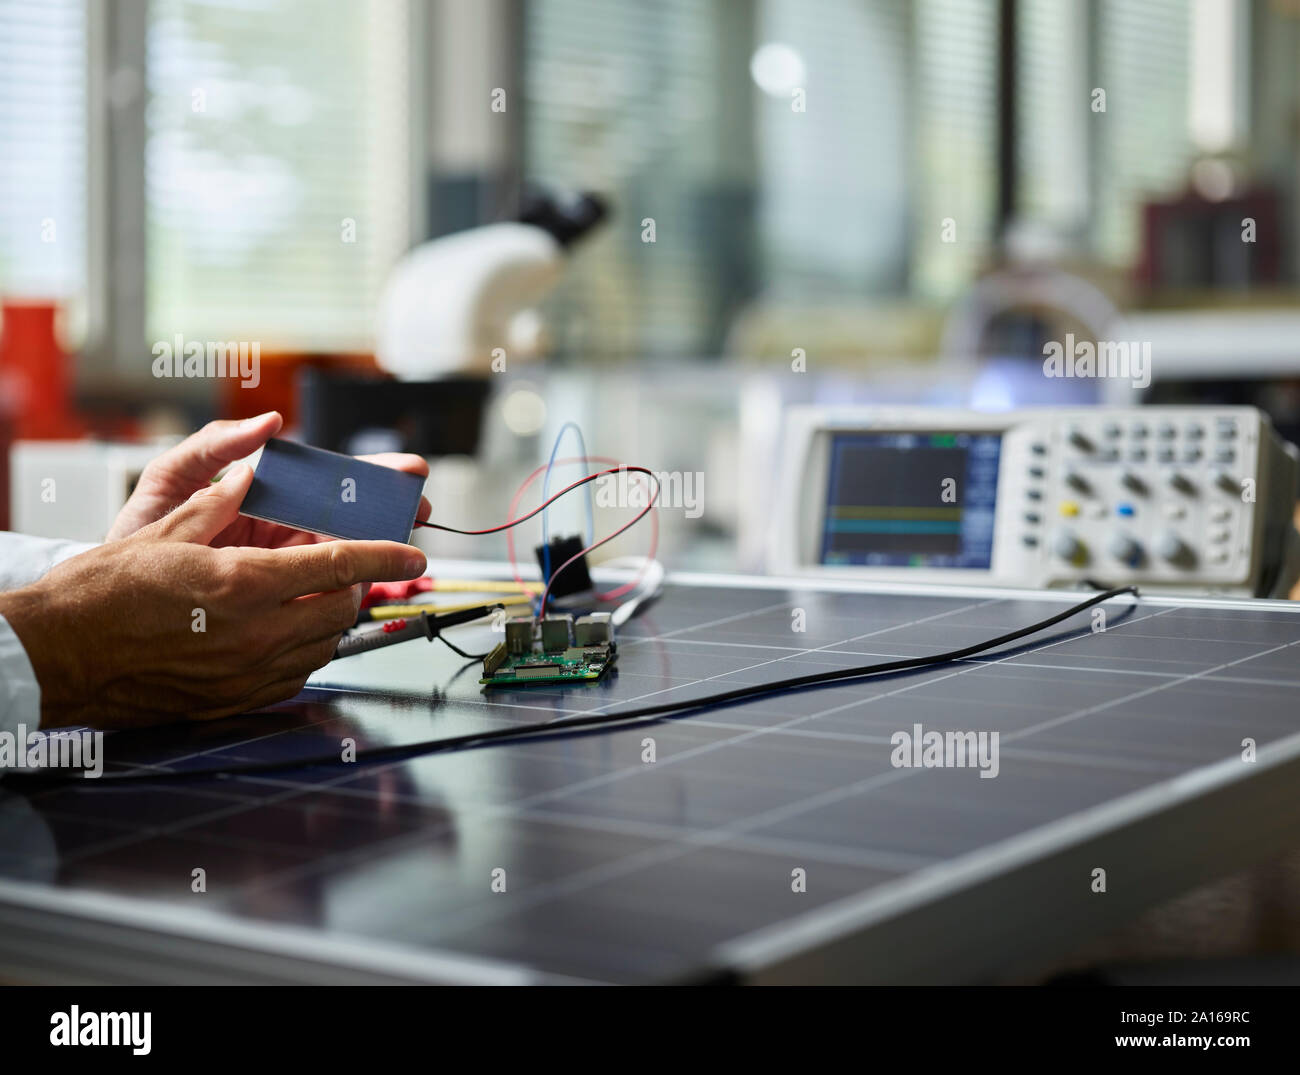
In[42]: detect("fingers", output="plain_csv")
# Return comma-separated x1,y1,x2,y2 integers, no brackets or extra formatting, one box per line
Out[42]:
353,454,431,523
193,671,316,723
251,539,426,600
147,412,283,487
356,452,429,479
146,463,255,545
284,586,364,645
221,611,356,717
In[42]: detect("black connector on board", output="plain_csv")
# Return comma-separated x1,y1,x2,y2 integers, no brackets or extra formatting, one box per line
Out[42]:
535,534,592,598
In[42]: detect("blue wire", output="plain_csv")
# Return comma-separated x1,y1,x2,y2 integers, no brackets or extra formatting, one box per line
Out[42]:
541,421,596,587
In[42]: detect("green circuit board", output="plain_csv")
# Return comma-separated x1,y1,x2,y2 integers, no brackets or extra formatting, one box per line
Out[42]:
479,642,617,688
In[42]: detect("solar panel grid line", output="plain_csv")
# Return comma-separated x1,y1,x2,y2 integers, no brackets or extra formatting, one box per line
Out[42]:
534,596,1004,726
618,597,798,642
619,634,1251,687
1198,672,1300,689
514,806,943,874
1004,636,1300,743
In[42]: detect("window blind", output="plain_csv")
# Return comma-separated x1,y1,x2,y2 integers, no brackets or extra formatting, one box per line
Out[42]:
1093,0,1195,265
1016,0,1089,237
0,0,87,326
910,0,1001,299
145,0,411,351
523,0,727,359
756,0,910,299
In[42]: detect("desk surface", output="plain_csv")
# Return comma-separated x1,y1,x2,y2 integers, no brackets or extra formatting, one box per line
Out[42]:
3,575,1300,984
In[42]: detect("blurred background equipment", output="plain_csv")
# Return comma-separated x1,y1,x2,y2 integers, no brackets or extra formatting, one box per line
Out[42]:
9,440,167,542
297,370,490,458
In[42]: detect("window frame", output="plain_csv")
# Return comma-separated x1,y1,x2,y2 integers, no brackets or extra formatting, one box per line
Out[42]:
82,0,431,399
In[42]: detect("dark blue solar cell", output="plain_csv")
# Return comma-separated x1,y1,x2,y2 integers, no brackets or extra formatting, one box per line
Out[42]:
239,438,425,543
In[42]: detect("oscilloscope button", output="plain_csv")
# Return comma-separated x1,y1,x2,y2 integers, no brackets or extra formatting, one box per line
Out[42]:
1157,531,1194,567
1053,532,1086,564
1108,535,1142,566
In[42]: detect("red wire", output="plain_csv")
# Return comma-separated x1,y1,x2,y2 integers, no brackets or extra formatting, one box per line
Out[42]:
536,471,660,618
503,455,659,601
417,462,661,616
417,465,643,535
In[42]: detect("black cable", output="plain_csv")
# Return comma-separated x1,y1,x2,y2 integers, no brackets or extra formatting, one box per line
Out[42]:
437,634,490,661
5,586,1138,788
332,604,500,660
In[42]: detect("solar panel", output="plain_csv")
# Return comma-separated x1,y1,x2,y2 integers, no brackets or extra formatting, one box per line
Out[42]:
2,577,1299,984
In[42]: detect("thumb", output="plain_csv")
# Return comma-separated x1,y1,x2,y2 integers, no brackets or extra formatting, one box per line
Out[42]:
148,463,255,545
147,411,283,488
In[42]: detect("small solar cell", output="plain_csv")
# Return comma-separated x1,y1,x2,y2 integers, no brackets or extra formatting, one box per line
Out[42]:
240,438,425,544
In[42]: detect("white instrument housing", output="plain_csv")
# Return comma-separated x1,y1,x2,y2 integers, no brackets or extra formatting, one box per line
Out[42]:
770,406,1300,597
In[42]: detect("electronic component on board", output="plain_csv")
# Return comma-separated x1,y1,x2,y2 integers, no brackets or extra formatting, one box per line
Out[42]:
535,534,593,598
574,612,612,646
481,613,616,688
504,616,534,654
540,614,573,652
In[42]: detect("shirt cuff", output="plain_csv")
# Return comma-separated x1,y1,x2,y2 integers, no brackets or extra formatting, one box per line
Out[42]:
0,612,41,740
48,539,98,572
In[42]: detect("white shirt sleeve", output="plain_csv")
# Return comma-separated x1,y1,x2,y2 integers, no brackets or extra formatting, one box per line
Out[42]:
0,532,97,738
0,531,96,591
0,613,40,739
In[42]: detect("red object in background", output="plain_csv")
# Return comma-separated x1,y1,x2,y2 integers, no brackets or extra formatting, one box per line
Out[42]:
360,577,434,609
1137,187,1281,290
0,300,85,439
219,351,382,428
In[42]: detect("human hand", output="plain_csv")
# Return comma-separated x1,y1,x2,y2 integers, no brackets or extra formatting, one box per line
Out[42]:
106,411,432,547
0,464,427,729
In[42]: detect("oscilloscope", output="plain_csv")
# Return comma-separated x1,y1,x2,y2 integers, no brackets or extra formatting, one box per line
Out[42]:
770,406,1300,597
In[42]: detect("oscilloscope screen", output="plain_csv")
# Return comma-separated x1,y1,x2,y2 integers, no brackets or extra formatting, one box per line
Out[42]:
820,432,1001,569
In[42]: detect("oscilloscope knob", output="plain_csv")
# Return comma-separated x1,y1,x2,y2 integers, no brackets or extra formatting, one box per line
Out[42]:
1156,531,1195,567
1053,531,1086,565
1108,534,1142,567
